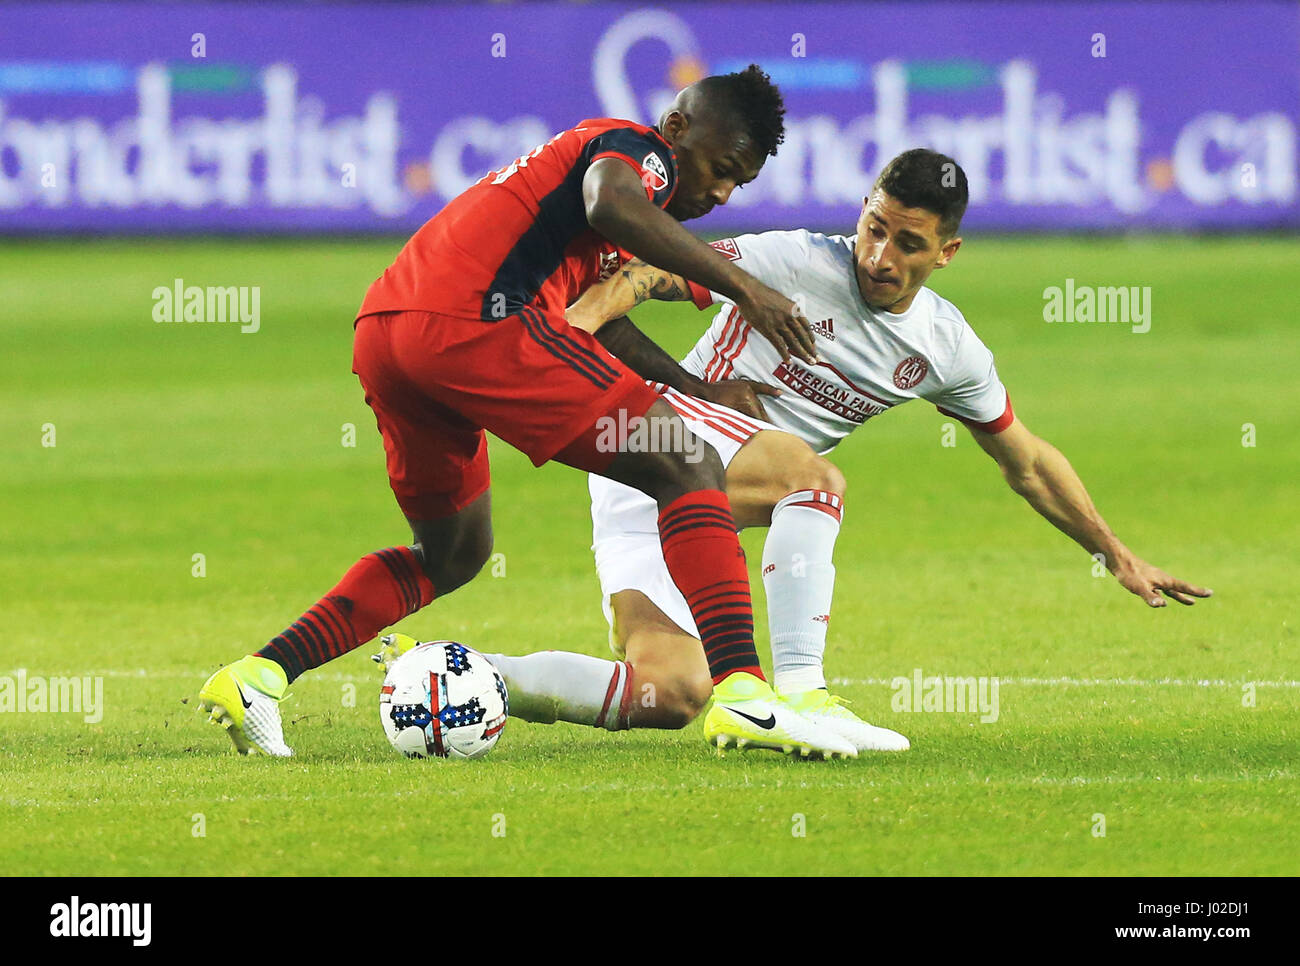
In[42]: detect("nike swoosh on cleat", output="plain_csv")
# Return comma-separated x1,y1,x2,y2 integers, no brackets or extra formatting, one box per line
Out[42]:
234,682,253,709
725,707,776,729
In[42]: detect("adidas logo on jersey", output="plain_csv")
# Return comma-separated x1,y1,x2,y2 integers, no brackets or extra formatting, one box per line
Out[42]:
811,317,836,341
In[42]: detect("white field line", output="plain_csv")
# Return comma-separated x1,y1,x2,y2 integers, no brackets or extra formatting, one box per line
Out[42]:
1,668,371,682
5,769,1296,810
832,676,1300,689
3,669,1299,688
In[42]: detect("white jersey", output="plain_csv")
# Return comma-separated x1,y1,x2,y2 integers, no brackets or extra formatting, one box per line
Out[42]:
681,230,1013,453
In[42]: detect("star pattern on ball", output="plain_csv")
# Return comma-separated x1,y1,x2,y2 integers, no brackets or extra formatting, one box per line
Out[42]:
442,642,473,675
435,697,486,728
390,703,433,730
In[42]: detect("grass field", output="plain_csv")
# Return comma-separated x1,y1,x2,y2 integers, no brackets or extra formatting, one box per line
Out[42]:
1,235,1296,876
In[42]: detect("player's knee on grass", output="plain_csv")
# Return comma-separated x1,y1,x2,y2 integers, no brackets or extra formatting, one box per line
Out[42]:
633,657,713,729
664,668,714,728
615,590,714,729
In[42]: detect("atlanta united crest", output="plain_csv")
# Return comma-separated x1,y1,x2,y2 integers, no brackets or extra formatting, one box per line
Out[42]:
893,355,929,390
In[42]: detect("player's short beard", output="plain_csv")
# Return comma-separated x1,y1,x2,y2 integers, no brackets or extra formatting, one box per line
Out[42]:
857,268,906,312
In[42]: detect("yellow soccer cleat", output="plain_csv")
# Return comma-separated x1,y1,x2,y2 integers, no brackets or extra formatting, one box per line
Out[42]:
703,671,857,759
198,655,293,757
371,632,420,674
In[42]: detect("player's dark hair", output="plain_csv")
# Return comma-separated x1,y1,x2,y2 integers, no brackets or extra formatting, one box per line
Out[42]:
872,149,969,238
696,64,786,158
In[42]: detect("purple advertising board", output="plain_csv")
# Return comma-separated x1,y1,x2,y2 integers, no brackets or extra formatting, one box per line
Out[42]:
1,1,1296,232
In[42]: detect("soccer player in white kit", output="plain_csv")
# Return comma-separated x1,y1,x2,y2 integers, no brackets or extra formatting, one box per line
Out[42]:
381,149,1211,754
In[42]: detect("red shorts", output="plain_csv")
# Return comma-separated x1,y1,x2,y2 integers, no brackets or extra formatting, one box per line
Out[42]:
352,308,659,521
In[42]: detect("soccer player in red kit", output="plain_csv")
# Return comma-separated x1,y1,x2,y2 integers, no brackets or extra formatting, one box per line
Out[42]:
199,66,858,759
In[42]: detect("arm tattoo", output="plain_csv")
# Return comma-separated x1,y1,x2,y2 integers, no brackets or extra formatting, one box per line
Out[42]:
620,258,690,307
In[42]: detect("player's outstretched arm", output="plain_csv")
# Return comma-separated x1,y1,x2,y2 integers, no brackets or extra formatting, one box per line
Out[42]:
970,417,1213,608
582,158,816,363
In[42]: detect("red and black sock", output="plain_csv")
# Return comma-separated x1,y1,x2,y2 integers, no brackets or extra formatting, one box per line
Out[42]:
256,546,434,683
657,490,763,685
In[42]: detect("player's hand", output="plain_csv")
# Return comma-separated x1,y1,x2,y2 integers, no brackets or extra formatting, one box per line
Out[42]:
735,283,817,365
564,304,599,334
1113,558,1213,607
695,379,781,421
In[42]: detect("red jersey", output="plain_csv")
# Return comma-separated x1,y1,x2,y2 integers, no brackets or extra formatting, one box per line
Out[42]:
357,118,679,322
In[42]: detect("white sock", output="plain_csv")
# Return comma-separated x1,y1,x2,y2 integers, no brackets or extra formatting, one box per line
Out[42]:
484,652,633,731
761,489,843,694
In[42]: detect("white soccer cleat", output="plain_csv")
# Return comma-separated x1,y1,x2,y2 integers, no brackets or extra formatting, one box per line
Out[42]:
782,689,910,752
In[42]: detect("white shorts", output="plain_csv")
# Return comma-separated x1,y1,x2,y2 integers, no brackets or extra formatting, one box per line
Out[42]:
589,385,779,640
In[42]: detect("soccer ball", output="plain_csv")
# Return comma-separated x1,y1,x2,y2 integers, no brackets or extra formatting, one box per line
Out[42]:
379,641,508,759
